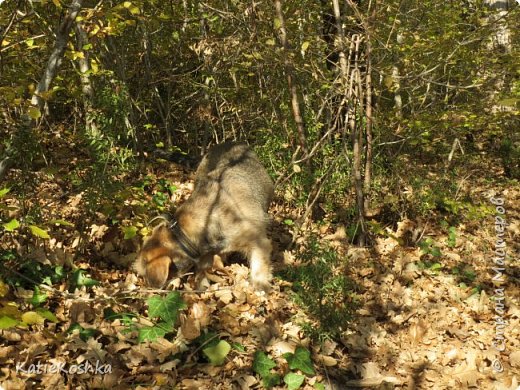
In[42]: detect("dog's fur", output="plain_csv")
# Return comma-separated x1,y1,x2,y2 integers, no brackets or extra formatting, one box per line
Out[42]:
135,142,274,291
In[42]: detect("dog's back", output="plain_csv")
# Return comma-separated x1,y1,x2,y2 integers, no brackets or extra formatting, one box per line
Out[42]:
193,142,273,215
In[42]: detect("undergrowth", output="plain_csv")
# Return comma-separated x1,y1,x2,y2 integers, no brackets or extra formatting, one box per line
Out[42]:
279,236,356,342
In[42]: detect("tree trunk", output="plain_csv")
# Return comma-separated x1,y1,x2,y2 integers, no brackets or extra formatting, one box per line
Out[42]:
363,32,373,214
274,0,308,158
0,157,12,182
74,21,99,137
484,0,513,113
31,0,84,112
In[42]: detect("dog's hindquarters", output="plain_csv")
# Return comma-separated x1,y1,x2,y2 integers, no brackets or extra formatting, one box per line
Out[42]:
199,143,274,290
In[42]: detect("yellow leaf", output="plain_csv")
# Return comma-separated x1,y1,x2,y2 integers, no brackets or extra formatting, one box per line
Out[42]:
52,0,62,8
140,226,151,236
0,281,10,298
29,225,51,239
91,59,99,73
0,302,22,318
28,106,41,119
123,1,132,8
129,5,140,15
21,311,45,325
90,25,100,37
1,39,10,47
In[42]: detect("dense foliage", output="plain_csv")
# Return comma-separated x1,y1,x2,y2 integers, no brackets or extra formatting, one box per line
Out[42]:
0,0,518,388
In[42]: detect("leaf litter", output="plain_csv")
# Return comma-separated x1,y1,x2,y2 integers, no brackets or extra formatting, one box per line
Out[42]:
0,165,518,389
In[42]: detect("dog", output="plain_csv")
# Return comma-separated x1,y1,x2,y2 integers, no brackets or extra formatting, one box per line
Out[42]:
135,142,274,291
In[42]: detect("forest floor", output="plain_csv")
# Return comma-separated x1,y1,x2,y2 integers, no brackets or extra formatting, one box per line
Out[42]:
0,155,519,390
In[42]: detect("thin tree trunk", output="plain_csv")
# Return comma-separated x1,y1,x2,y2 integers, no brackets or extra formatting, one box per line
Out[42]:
274,0,308,157
31,0,84,111
363,28,373,214
74,21,99,137
484,0,513,112
353,65,366,246
392,65,403,117
349,35,367,246
0,157,12,182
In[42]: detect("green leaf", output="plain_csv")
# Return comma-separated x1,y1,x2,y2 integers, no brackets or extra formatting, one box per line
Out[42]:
263,374,281,388
35,308,58,323
21,311,45,325
29,225,51,239
284,347,315,375
252,350,277,378
448,226,457,248
49,219,74,227
78,328,96,341
195,331,220,348
3,219,20,232
284,219,294,226
0,315,19,329
497,98,518,107
430,262,442,271
203,340,231,365
30,286,48,306
251,351,282,388
430,246,442,258
314,383,326,390
147,292,186,326
70,269,99,291
0,188,10,198
231,342,245,352
28,106,41,119
301,41,310,53
138,325,168,343
103,308,136,325
122,225,138,240
103,307,120,320
284,372,305,390
67,323,97,341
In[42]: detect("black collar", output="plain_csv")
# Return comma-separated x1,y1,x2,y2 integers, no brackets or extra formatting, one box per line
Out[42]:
169,220,201,259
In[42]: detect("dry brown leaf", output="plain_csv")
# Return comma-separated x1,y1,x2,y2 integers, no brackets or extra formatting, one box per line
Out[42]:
234,374,257,390
315,354,337,367
409,320,427,345
181,378,212,389
269,339,296,356
69,301,96,324
180,313,201,340
509,351,520,368
215,288,233,304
